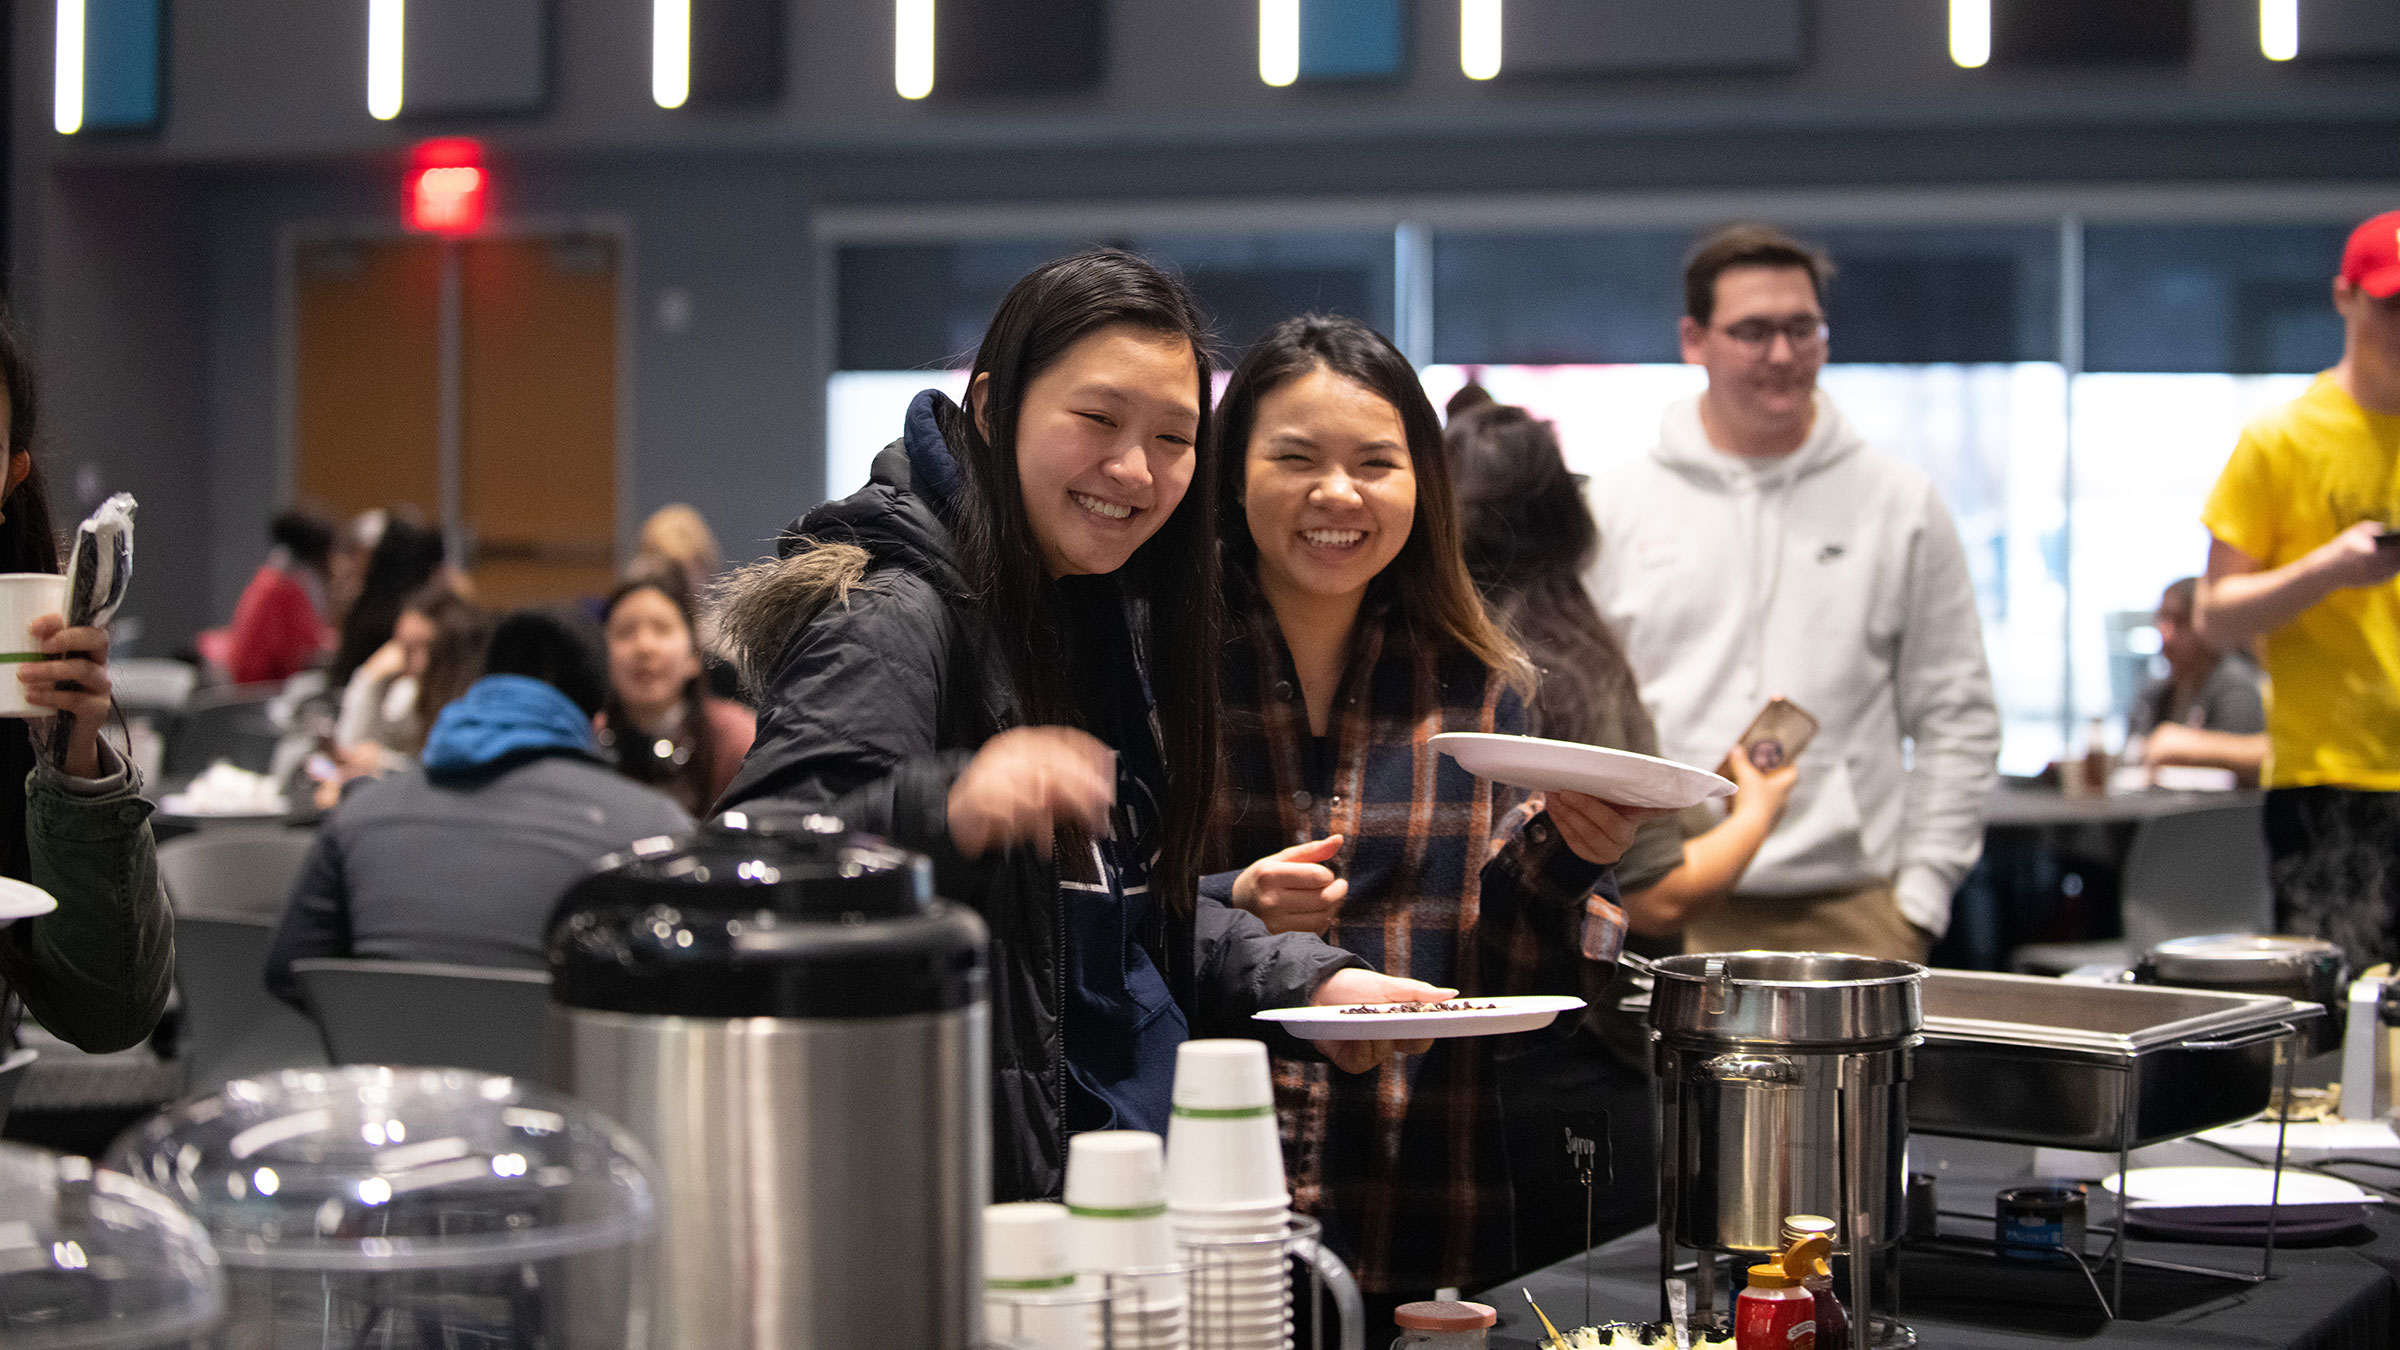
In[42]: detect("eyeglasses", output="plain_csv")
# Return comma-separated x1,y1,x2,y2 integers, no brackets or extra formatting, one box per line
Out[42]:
1715,316,1829,351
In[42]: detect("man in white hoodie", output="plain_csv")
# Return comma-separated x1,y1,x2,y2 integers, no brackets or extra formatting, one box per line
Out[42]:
1584,224,2000,961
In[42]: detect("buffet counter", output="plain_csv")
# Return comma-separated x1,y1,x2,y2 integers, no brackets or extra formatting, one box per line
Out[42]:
1484,1136,2398,1350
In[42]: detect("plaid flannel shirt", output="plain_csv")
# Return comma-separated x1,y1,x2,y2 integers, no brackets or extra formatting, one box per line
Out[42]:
1207,592,1627,1294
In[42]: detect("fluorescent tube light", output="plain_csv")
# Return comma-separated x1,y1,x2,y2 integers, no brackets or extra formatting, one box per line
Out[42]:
654,0,692,107
1949,0,1990,68
1259,0,1299,86
53,0,84,134
2260,0,2298,60
1461,0,1501,80
896,0,934,99
368,0,405,120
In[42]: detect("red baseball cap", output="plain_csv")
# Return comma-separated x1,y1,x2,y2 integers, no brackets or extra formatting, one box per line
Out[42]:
2343,210,2400,299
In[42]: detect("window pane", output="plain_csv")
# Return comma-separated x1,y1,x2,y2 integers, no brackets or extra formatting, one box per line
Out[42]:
835,234,1394,372
2083,224,2349,374
1433,226,2057,366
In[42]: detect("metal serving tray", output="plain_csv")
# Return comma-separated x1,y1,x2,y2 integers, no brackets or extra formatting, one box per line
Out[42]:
1909,970,2318,1150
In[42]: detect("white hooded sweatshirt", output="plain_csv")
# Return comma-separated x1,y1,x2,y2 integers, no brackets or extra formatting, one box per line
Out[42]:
1583,391,2000,937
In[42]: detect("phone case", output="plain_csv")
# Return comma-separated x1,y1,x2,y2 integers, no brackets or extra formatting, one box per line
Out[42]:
1739,698,1820,771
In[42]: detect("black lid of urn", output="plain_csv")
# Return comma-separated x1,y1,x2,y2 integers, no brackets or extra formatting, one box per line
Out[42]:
546,808,987,1019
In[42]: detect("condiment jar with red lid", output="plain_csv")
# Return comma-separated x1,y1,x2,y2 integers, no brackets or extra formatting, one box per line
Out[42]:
1392,1299,1498,1348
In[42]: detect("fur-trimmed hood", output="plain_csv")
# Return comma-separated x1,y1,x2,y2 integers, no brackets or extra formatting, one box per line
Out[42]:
703,390,967,693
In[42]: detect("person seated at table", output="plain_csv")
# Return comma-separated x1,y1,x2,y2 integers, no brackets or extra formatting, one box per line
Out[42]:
2128,576,2267,787
313,585,491,809
1449,402,1800,1266
0,312,173,1055
596,569,753,816
264,608,690,1008
200,509,336,686
1205,316,1646,1318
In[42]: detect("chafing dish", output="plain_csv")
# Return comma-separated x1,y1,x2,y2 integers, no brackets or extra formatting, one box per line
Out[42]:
1909,970,2319,1151
2137,934,2347,1054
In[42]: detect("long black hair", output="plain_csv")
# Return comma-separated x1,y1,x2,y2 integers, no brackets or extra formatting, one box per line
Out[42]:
1214,315,1528,690
599,570,717,817
938,248,1219,915
329,515,445,686
0,313,58,576
1448,404,1637,744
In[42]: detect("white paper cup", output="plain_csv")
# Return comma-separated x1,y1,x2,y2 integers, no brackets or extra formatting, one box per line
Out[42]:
1172,1040,1274,1111
1166,1110,1288,1211
1065,1130,1166,1211
0,574,69,718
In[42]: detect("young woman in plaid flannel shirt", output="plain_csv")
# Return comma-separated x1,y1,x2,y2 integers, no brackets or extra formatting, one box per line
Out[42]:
1200,316,1650,1316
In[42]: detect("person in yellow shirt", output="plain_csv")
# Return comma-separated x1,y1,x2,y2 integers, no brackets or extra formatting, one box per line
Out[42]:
2197,209,2400,967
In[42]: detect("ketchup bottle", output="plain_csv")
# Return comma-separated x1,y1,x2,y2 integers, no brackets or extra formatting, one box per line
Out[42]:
1737,1233,1831,1350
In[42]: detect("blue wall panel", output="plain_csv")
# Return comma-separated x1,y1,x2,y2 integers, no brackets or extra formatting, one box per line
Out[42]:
83,0,162,131
1299,0,1407,81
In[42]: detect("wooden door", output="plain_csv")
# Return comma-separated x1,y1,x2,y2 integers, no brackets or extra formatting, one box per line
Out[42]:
458,234,620,607
291,238,443,523
290,231,621,610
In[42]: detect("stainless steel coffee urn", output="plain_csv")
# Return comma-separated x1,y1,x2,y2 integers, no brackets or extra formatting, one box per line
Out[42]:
547,809,991,1349
1649,951,1925,1342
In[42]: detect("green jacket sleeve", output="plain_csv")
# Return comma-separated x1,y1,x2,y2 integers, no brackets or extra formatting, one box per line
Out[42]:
0,760,174,1053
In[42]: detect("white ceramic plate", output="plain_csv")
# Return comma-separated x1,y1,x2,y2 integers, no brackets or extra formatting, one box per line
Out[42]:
0,876,58,926
1254,994,1585,1041
1429,733,1735,811
2102,1165,2375,1222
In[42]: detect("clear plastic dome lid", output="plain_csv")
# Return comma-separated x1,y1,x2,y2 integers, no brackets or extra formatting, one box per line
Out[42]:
104,1066,656,1272
0,1141,224,1349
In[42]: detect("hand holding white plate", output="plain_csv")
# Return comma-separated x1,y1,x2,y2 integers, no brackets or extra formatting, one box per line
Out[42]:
0,876,58,926
1430,733,1735,811
1255,994,1585,1041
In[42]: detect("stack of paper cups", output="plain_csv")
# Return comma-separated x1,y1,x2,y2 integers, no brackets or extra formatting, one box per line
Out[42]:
984,1202,1091,1350
1065,1130,1187,1350
1166,1040,1294,1350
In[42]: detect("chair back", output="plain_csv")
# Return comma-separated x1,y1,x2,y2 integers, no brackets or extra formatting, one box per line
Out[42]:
162,684,285,779
289,959,553,1081
2120,799,2275,952
0,1047,36,1133
172,917,330,1088
159,827,314,923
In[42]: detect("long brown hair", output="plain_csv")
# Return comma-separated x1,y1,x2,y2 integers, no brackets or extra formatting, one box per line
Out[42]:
1450,404,1637,743
937,248,1221,916
1214,315,1528,690
0,312,59,576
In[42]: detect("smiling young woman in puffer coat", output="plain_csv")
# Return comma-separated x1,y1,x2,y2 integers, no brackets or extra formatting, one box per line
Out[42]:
710,250,1445,1201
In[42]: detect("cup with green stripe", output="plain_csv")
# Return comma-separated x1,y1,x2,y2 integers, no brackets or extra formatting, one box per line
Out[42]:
0,573,67,717
981,1201,1093,1350
1165,1040,1290,1219
1063,1130,1179,1273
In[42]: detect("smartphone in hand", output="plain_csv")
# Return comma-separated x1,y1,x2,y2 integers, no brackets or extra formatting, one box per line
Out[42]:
1738,697,1820,771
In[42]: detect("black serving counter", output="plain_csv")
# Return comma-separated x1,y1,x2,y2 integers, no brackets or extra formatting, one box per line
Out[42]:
1483,1138,2399,1350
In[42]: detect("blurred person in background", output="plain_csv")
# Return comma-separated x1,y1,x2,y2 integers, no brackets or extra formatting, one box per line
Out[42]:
1451,402,1799,1263
326,508,387,631
266,607,689,1005
1585,223,1999,963
637,503,724,597
203,508,335,685
325,514,445,690
0,312,172,1054
314,585,490,809
597,571,752,816
1208,318,1643,1316
2196,209,2400,967
2126,576,2266,786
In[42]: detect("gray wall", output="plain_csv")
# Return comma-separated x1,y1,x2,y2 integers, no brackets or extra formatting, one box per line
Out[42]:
8,0,2398,650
